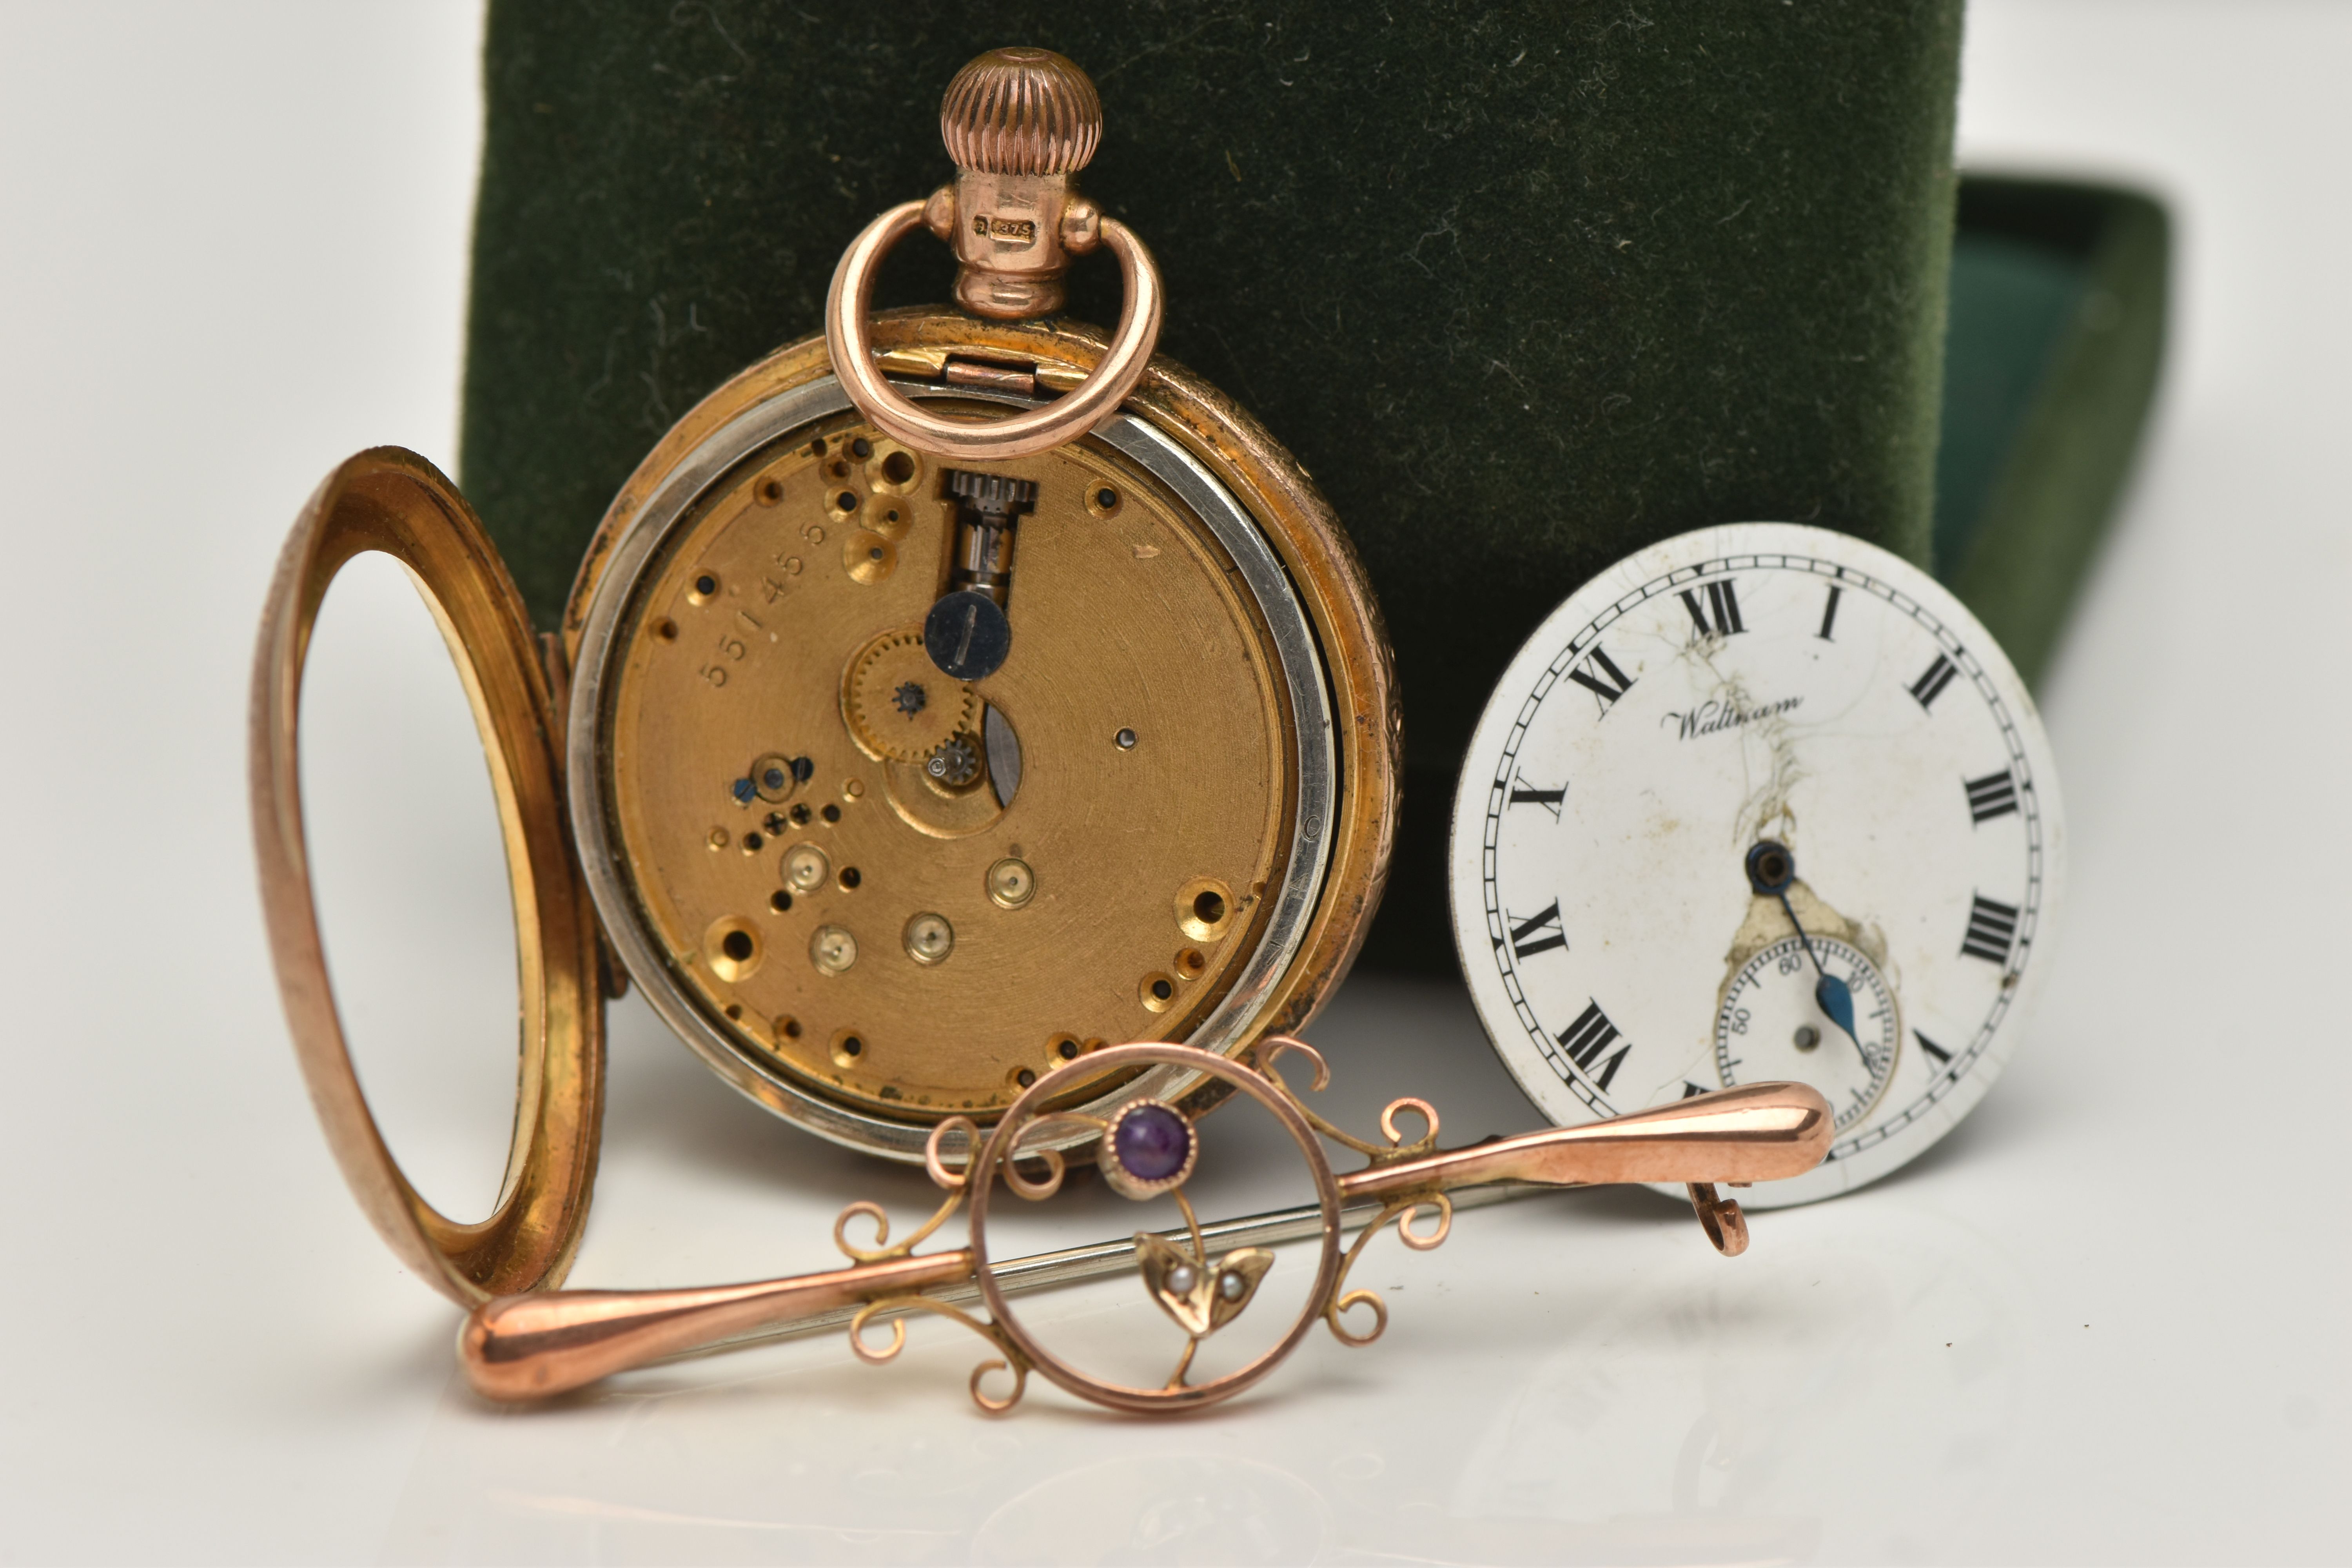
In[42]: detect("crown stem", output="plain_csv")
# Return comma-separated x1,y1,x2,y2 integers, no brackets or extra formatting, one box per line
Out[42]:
936,47,1106,320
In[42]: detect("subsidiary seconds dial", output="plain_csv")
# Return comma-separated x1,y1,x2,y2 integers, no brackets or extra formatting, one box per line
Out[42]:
1448,523,2064,1205
1718,936,1896,1132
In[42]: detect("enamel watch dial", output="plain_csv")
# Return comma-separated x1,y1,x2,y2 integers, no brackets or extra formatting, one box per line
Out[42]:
1449,523,2063,1205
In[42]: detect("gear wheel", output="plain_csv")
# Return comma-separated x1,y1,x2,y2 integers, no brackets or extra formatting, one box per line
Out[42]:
925,733,983,788
844,628,975,760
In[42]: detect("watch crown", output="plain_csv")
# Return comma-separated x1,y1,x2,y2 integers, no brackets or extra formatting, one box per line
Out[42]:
940,47,1102,176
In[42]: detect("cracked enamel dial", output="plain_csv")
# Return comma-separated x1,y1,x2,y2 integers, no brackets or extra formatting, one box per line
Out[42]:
1449,523,2064,1206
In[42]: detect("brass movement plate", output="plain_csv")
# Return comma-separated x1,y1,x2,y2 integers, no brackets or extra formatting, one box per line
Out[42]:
565,313,1398,1160
606,407,1293,1118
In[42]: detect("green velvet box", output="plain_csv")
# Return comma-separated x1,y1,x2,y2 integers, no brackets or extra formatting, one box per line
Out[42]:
458,4,2165,978
1935,176,2168,687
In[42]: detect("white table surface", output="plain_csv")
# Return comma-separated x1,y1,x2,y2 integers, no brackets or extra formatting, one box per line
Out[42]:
2,3,2343,1562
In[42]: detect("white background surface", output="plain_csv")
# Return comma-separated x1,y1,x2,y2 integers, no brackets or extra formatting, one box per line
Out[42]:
1,3,2344,1563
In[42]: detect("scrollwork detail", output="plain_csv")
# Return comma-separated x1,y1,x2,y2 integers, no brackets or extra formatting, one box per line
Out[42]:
1002,1147,1065,1201
1255,1034,1441,1163
848,1295,1033,1413
1321,1192,1454,1348
834,1115,1005,1263
833,1190,967,1265
1396,1192,1452,1251
924,1115,980,1191
999,1112,1107,1201
1379,1096,1440,1151
1327,1282,1388,1346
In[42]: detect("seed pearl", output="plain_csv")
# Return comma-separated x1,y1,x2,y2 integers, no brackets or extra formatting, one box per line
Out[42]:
1218,1270,1246,1301
1166,1264,1197,1296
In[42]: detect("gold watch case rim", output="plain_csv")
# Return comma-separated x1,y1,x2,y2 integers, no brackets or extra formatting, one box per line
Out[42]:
250,447,605,1304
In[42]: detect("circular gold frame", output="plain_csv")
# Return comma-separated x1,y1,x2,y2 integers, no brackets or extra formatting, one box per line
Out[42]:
967,1043,1342,1414
250,448,603,1306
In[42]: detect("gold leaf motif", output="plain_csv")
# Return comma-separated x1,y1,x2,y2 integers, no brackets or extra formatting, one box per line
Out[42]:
1134,1232,1274,1337
1206,1248,1274,1330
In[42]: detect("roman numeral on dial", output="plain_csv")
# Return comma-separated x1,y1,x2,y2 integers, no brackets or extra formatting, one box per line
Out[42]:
1503,900,1566,958
1964,768,2020,823
1508,774,1566,819
1915,1031,1953,1067
1679,579,1746,637
1910,651,1960,710
1557,1000,1629,1093
1564,644,1636,714
1960,895,2020,965
1818,584,1842,641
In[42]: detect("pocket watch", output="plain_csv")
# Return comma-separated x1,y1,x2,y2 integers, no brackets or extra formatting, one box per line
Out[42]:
1449,522,2063,1205
251,47,1397,1304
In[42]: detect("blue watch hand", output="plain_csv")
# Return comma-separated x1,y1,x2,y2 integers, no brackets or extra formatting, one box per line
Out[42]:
1745,841,1868,1064
1813,969,1857,1042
